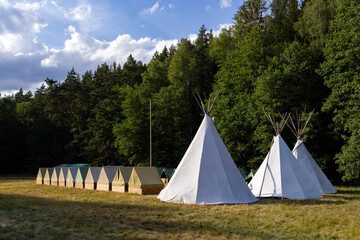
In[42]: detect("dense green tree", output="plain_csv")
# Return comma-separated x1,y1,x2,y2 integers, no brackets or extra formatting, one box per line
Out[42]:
320,0,360,183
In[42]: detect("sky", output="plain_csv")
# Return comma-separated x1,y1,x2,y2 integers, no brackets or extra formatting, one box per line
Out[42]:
0,0,243,96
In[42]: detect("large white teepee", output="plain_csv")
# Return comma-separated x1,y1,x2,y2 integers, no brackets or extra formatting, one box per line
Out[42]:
157,94,257,204
248,111,323,199
289,111,336,194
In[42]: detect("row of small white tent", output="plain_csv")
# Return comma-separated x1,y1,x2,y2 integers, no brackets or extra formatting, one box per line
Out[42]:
157,95,336,204
36,166,164,194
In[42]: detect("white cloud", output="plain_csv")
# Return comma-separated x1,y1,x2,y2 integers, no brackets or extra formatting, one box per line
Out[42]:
142,1,160,15
212,23,233,37
220,0,232,8
41,54,58,67
168,4,174,9
187,23,233,42
65,1,91,21
54,26,178,64
188,33,197,43
206,5,210,11
0,1,48,55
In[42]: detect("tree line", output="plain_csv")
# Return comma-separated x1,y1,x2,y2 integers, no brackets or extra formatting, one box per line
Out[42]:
1,0,359,185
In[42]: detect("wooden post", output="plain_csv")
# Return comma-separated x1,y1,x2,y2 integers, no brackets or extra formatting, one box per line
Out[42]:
150,99,152,167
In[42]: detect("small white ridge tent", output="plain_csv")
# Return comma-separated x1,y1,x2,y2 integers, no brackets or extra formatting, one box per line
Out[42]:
288,110,336,194
50,167,61,186
66,167,78,188
58,167,68,186
75,167,88,189
36,168,46,185
248,111,323,199
112,166,133,192
97,166,120,191
43,168,53,185
128,167,164,194
157,93,257,204
84,167,101,190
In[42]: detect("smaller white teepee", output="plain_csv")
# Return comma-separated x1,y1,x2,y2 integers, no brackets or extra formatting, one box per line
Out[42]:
249,111,323,199
288,110,336,194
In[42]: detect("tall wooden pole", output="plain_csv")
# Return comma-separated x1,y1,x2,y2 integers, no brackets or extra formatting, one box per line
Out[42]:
150,99,152,167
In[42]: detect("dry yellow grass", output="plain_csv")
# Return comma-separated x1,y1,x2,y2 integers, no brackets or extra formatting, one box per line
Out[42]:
0,177,359,239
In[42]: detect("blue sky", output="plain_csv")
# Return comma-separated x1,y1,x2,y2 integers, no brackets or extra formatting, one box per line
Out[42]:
0,0,243,96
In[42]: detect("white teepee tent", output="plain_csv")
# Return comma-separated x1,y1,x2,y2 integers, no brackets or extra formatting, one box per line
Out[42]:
157,93,257,204
288,110,336,194
248,111,323,199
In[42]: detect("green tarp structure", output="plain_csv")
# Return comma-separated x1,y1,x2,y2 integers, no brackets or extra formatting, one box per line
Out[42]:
238,168,246,179
43,168,54,185
245,169,257,181
128,167,164,188
156,167,164,176
55,163,93,168
160,168,176,181
51,167,61,186
75,167,88,186
36,168,46,184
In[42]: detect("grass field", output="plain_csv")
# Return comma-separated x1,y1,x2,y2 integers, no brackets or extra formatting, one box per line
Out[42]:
0,177,359,240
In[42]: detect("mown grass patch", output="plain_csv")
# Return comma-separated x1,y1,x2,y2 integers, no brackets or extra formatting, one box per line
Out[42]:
0,177,359,239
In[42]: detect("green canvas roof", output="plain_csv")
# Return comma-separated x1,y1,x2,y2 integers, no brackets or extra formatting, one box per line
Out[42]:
160,168,176,180
112,166,133,186
75,167,88,184
85,167,102,184
98,166,120,184
36,168,47,181
238,168,246,179
51,167,61,182
156,167,164,176
55,163,93,168
43,168,54,182
128,167,164,188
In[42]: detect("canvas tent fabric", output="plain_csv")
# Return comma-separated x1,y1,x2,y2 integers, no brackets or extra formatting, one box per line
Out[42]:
157,114,258,204
248,135,323,199
36,168,46,185
50,167,61,186
112,166,133,192
128,167,164,194
66,167,78,187
84,167,102,190
97,166,120,191
75,167,88,188
43,168,54,185
292,140,336,194
58,167,68,186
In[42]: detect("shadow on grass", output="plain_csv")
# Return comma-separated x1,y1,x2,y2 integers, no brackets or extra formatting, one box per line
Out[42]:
336,189,360,195
0,192,274,240
253,195,346,205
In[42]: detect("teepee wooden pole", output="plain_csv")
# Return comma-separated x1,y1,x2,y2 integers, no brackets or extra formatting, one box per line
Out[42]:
259,136,275,197
149,99,152,167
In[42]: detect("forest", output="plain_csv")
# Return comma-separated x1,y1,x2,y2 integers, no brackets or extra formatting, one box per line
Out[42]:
0,0,359,185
